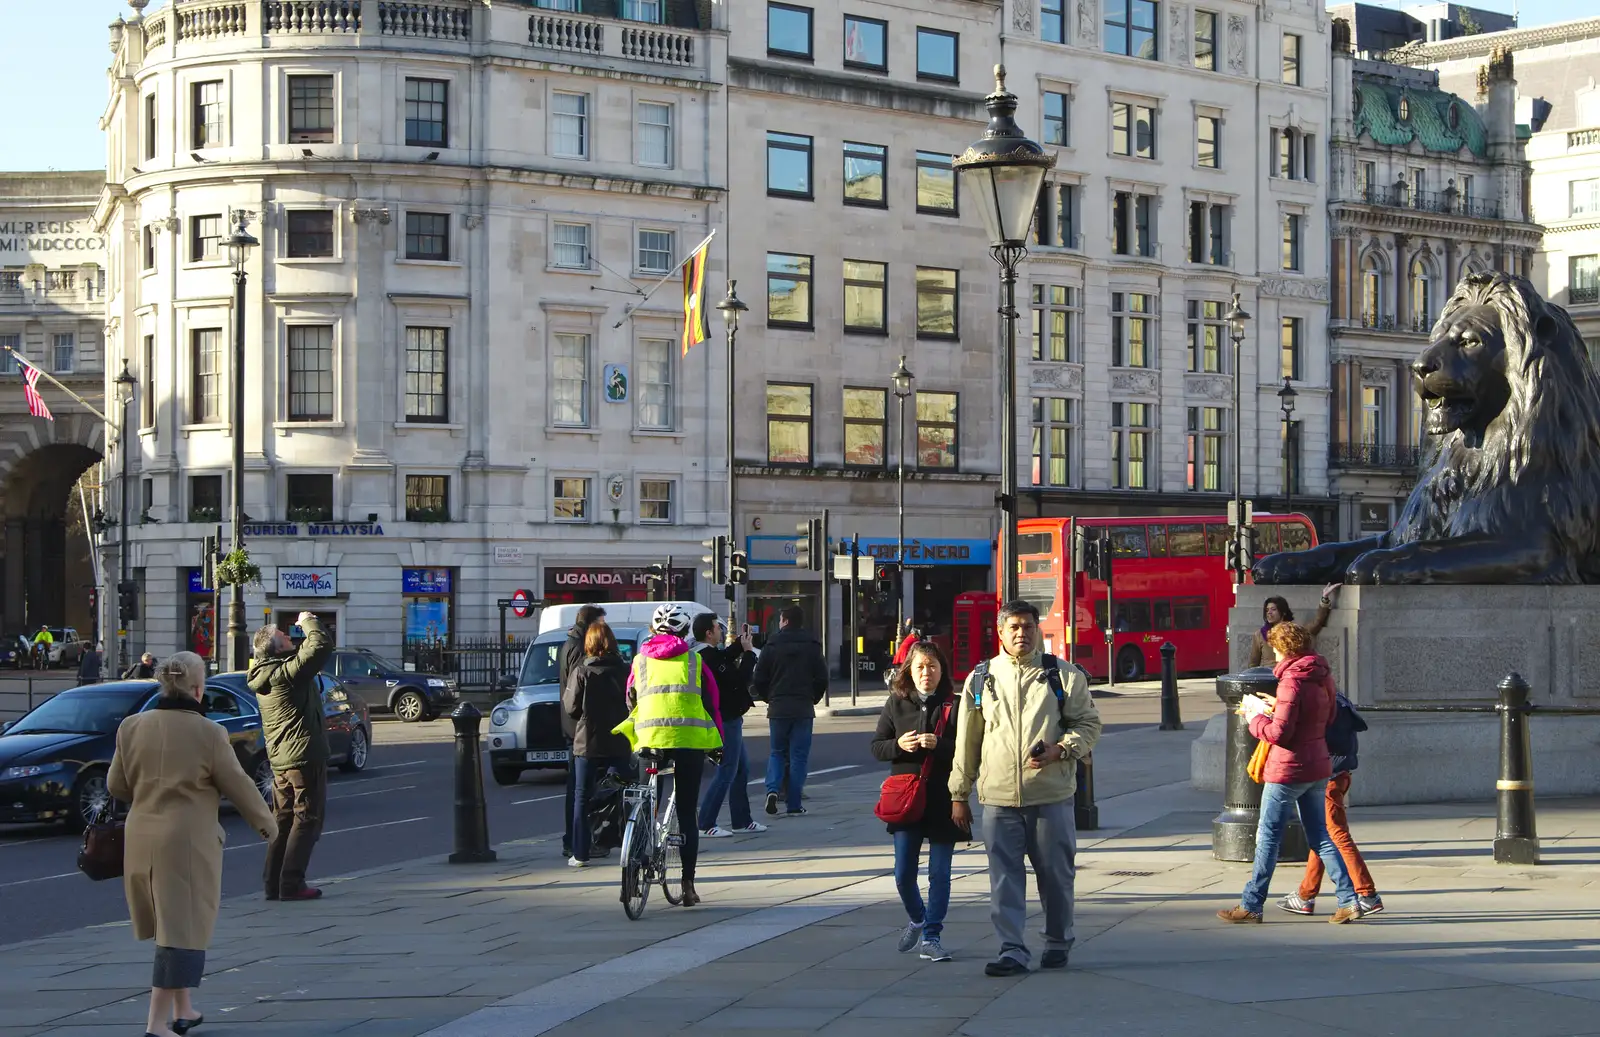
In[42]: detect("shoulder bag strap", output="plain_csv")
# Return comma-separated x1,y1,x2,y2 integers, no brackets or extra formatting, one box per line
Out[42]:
915,701,954,782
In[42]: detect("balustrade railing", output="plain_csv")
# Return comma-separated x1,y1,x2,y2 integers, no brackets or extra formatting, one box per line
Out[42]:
175,1,250,39
144,11,168,47
378,1,471,40
1359,183,1503,220
1358,312,1395,331
620,24,694,64
265,0,362,33
1569,128,1600,149
530,13,605,53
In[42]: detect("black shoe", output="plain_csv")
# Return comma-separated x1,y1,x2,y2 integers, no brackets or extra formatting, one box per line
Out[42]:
173,1015,204,1035
765,793,779,816
1040,950,1069,969
984,958,1029,977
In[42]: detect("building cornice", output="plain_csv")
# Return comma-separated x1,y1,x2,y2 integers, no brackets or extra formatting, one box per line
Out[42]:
1329,203,1544,245
727,57,986,121
735,464,998,484
1403,17,1600,64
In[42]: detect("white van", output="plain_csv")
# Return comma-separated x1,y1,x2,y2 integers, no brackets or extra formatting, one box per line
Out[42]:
536,600,714,636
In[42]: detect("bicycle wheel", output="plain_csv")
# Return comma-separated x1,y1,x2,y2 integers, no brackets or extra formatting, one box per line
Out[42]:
659,781,685,905
620,804,652,921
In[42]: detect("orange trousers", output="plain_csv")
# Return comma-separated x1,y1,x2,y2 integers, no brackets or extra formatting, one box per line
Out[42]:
1298,771,1377,900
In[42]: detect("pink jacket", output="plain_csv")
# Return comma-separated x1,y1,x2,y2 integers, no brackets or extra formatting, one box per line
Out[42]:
1248,653,1335,785
625,634,723,735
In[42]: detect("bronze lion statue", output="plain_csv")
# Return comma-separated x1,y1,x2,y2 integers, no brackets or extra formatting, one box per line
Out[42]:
1256,273,1600,585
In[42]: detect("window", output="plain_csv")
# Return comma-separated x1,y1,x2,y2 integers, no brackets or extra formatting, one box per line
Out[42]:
1112,192,1154,257
916,392,958,469
142,226,156,270
1112,292,1154,368
404,326,448,423
552,477,590,522
1186,406,1225,491
1188,201,1228,265
1283,422,1302,496
288,75,335,143
1112,401,1152,489
1043,0,1065,43
552,333,589,428
192,81,224,149
144,92,157,160
189,475,222,523
1034,183,1078,248
915,267,958,339
141,334,155,428
621,0,662,22
405,475,449,522
766,383,813,465
768,2,813,59
1105,0,1158,59
843,260,888,333
1031,397,1075,486
1194,10,1216,70
916,28,958,82
1356,160,1375,197
843,387,887,468
916,150,958,214
844,15,887,71
636,229,674,275
1282,33,1302,85
1031,284,1076,362
1043,92,1069,146
286,210,334,258
766,253,813,327
286,474,334,521
636,101,672,167
51,333,74,374
551,91,588,158
1361,385,1385,446
637,338,674,430
1459,175,1474,205
286,325,334,421
1302,134,1316,182
191,328,223,423
843,141,887,207
190,214,222,262
404,78,448,147
1112,102,1155,158
1281,213,1302,272
552,222,590,270
1410,257,1433,329
1186,300,1225,373
1409,167,1425,203
639,479,673,522
1362,254,1384,321
1572,255,1600,304
1571,178,1600,217
400,211,450,262
1280,317,1302,379
766,132,813,199
1196,115,1219,167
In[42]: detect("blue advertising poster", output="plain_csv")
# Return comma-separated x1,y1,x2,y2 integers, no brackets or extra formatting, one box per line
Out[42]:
402,568,452,595
188,568,212,594
405,599,450,642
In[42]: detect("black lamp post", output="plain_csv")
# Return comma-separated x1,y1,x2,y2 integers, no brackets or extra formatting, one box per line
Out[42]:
114,360,137,674
715,281,748,634
891,354,914,632
1278,378,1298,505
953,65,1055,603
1224,292,1251,585
225,213,258,672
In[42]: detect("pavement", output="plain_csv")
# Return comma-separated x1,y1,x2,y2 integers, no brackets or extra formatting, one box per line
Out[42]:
6,707,1600,1037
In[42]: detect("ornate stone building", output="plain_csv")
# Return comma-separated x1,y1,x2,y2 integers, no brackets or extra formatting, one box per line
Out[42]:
1326,25,1540,539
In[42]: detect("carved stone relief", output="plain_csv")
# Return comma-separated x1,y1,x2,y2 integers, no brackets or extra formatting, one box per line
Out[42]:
1360,365,1395,385
1077,0,1098,46
1111,370,1160,395
1014,0,1034,32
1258,276,1330,301
1169,4,1190,63
1184,374,1232,400
1031,364,1085,391
1227,14,1248,74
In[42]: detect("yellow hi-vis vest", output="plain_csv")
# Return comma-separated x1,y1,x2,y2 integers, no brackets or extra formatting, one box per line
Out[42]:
621,650,722,751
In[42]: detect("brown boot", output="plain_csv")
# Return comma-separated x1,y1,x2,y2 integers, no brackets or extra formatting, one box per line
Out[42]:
680,879,701,907
1216,906,1262,924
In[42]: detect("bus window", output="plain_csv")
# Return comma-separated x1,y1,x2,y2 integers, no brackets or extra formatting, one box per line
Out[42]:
1108,526,1148,557
1022,558,1054,574
1279,521,1314,552
1018,575,1057,617
1205,523,1230,556
1168,524,1206,556
1114,600,1152,632
1153,599,1173,630
1255,523,1281,555
1017,532,1054,556
1148,524,1168,557
1094,601,1107,630
1173,596,1208,629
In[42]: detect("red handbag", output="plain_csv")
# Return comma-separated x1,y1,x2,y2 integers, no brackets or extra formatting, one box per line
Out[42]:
874,701,953,825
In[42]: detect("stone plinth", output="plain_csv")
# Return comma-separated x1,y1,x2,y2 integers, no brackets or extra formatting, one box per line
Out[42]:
1189,586,1600,805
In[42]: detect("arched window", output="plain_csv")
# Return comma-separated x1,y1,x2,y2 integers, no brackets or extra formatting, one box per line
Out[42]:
1362,253,1385,326
1410,255,1434,330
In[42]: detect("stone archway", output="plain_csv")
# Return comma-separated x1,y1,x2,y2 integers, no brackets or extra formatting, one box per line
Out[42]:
0,415,104,633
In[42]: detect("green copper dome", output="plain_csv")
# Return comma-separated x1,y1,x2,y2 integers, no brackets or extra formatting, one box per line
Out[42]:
1353,77,1487,158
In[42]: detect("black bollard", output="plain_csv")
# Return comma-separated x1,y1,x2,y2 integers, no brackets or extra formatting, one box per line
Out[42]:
1493,673,1540,865
1074,754,1098,831
448,702,497,864
1212,669,1306,862
1158,641,1183,731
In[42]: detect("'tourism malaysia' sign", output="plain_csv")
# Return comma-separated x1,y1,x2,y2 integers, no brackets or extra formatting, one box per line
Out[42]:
278,567,338,597
242,522,385,537
0,215,105,262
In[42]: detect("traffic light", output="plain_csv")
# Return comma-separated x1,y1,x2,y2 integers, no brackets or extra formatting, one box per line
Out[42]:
794,517,823,571
1096,540,1114,582
1225,525,1258,576
117,580,139,623
729,550,748,586
875,561,900,594
644,563,669,602
1071,527,1086,573
700,534,728,585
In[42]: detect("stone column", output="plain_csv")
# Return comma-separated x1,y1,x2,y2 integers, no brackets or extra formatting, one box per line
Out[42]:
2,520,21,630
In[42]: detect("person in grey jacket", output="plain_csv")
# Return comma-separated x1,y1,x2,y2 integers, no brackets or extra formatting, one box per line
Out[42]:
750,606,828,817
558,604,605,859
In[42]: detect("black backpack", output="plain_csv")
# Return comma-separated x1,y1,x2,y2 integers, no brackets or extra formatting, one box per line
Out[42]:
1325,692,1368,772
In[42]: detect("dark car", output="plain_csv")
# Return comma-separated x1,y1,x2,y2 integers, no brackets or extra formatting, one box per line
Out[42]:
322,648,458,723
211,671,371,776
0,633,29,669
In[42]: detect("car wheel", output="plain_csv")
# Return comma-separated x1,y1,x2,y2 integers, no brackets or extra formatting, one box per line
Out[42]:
253,756,275,805
339,726,370,773
1115,645,1144,683
491,764,523,787
69,767,112,831
393,689,427,723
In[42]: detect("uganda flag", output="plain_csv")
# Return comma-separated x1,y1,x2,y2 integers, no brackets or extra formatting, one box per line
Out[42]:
681,237,710,356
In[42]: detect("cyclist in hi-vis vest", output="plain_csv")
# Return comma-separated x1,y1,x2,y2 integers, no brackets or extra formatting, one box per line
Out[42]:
620,603,724,907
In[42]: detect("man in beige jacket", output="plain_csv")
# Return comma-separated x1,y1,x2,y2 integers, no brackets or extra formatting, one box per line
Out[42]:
950,600,1102,976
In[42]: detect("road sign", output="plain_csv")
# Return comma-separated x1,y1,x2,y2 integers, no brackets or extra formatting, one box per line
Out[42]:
509,589,535,618
833,555,874,581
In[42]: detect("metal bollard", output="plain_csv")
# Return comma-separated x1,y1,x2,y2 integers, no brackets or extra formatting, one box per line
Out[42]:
1212,669,1306,862
1493,673,1539,865
448,702,497,864
1158,641,1183,731
27,674,33,712
1074,754,1099,831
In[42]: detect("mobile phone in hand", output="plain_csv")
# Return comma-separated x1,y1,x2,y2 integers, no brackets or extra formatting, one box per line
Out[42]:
1030,740,1048,759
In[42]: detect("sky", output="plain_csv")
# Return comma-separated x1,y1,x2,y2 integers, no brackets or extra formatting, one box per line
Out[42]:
0,0,1573,173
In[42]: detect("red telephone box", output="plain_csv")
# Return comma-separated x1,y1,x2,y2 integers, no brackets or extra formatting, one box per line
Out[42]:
951,591,998,681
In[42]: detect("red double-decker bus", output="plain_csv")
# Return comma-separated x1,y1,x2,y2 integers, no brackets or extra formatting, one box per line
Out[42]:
1005,513,1319,682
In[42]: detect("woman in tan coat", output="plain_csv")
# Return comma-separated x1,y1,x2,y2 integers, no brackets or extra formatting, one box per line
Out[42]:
108,651,277,1037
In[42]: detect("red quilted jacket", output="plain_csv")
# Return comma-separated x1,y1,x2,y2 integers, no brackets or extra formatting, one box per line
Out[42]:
1248,653,1335,785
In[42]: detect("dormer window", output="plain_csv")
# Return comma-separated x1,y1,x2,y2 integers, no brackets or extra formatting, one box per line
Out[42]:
1398,96,1411,121
1448,103,1461,129
621,0,662,22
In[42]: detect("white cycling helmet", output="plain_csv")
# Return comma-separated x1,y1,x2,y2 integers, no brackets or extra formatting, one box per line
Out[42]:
650,602,693,637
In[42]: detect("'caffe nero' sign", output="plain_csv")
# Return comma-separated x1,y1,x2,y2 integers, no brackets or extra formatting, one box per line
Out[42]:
242,522,385,537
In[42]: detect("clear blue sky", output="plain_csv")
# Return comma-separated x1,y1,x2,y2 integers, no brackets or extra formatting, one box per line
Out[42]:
0,0,1573,173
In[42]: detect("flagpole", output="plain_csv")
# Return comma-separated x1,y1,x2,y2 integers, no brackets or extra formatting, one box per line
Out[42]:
612,229,717,329
5,348,114,429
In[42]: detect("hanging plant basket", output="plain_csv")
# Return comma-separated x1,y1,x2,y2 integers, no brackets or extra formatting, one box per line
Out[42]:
216,549,263,589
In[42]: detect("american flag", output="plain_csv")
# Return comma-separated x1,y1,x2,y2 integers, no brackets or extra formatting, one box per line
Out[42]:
19,357,52,421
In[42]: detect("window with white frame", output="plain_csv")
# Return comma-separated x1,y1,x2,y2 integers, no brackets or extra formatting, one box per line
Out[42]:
0,334,16,374
552,333,589,427
1031,396,1075,487
1186,406,1225,491
1186,300,1225,373
1112,292,1154,367
287,324,334,421
1188,200,1229,265
552,222,590,270
1281,212,1302,271
1362,253,1385,323
622,0,662,22
288,75,335,143
639,479,673,522
1030,284,1077,362
551,91,589,159
1112,102,1156,159
637,229,675,275
1572,178,1600,217
1033,182,1078,248
553,477,590,522
1281,317,1302,379
192,80,224,149
404,326,448,423
1410,255,1434,329
404,78,448,147
636,101,673,166
1196,114,1220,168
1194,10,1216,70
191,328,224,423
1043,91,1069,146
52,333,74,374
1111,401,1153,489
1112,191,1154,257
636,337,674,430
405,475,449,522
1105,0,1159,59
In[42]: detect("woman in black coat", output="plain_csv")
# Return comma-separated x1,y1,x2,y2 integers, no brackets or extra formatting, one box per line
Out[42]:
562,620,634,867
871,641,962,963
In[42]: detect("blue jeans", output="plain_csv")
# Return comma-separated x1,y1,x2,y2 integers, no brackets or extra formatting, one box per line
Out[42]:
764,716,813,812
571,755,629,862
893,831,954,940
1242,779,1357,913
698,715,751,830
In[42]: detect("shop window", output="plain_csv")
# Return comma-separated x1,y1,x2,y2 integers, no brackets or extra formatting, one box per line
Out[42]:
286,474,333,522
189,475,222,523
405,475,449,522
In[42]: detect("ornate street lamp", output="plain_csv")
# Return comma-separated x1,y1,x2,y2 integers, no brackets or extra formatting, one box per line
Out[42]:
225,212,258,671
1224,292,1252,585
891,354,915,633
715,281,749,633
953,65,1056,603
114,360,137,673
1278,378,1298,504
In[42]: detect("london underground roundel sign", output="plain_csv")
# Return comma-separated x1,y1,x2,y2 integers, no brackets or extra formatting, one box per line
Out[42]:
510,589,534,619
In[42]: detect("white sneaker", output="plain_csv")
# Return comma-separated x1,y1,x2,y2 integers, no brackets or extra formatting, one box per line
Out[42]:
567,857,588,868
701,826,732,838
734,822,769,833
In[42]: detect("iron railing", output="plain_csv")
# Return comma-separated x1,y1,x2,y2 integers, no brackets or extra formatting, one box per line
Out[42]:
403,636,531,692
1360,183,1503,220
1328,442,1426,469
1571,285,1599,305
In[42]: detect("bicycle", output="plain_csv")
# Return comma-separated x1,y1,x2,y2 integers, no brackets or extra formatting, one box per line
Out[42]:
618,747,685,920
